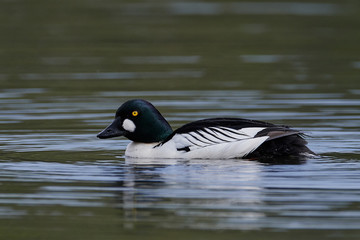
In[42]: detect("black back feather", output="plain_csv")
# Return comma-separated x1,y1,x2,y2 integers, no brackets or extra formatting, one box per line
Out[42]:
174,118,277,134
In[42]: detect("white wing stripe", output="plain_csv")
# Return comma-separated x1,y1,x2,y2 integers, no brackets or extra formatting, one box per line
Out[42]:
173,127,268,152
218,127,248,138
217,127,265,138
200,129,232,143
208,128,238,142
191,131,219,144
210,127,247,140
183,133,208,147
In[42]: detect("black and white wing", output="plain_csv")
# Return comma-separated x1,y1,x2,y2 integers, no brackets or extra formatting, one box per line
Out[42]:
172,126,267,150
163,118,302,159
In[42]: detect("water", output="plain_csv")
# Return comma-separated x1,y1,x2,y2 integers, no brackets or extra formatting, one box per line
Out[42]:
1,0,360,239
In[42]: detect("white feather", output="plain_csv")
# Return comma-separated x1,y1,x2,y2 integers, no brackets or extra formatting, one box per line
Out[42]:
190,130,217,144
207,127,237,142
122,119,136,132
196,129,224,143
239,127,266,137
183,136,269,159
211,127,245,140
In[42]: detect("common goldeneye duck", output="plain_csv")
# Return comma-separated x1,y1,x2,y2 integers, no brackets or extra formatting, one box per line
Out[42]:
97,99,314,159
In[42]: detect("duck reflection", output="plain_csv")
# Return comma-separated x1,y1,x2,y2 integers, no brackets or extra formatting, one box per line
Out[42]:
115,157,284,230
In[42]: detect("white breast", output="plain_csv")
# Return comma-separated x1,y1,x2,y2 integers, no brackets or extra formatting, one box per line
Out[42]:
125,141,178,159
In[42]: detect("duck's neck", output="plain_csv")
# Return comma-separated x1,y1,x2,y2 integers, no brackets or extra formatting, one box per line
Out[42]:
151,117,173,142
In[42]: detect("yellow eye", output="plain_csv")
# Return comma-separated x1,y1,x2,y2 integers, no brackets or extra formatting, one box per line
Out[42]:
132,111,138,117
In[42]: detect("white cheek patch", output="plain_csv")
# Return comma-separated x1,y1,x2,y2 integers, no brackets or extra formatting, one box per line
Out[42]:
122,119,136,132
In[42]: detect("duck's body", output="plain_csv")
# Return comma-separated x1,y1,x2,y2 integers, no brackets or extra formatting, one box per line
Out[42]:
97,99,313,159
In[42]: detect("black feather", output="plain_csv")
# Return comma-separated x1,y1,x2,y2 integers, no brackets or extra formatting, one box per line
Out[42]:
246,134,314,159
174,118,277,134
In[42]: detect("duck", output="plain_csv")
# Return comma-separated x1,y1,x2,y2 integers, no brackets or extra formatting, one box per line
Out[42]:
97,99,314,159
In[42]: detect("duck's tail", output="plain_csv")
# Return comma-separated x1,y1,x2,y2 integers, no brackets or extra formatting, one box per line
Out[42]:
246,133,315,160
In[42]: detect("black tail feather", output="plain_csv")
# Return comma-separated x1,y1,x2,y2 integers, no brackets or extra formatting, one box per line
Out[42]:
246,134,314,159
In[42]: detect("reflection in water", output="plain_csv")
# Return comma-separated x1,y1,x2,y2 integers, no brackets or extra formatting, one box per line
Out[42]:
120,158,265,230
1,152,360,230
121,156,360,229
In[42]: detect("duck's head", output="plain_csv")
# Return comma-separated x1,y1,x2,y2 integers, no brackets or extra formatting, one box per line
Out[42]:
97,99,173,143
